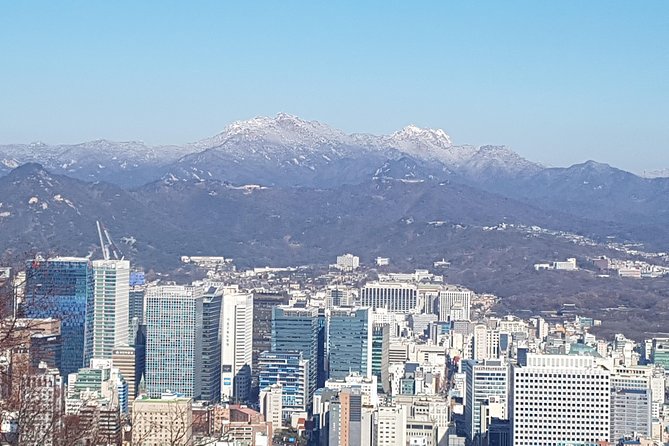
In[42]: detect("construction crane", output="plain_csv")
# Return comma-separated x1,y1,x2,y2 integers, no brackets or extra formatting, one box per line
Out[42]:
96,220,124,261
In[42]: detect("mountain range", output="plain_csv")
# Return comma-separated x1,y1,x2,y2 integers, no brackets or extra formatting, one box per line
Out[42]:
0,114,669,261
3,113,669,338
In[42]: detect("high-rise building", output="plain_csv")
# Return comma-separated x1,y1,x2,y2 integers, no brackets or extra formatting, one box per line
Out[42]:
325,373,379,408
201,287,223,403
145,285,203,399
221,290,253,402
327,387,374,446
251,292,290,396
317,307,327,389
511,354,611,445
610,388,651,441
25,257,94,378
271,305,318,406
438,287,472,321
128,273,145,345
462,359,509,444
258,351,309,418
112,345,143,403
611,364,665,419
371,323,390,394
91,260,130,360
132,394,193,446
359,282,418,314
327,307,373,380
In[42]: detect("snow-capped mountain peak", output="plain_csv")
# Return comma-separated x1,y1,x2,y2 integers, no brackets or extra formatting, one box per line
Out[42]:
195,113,352,150
1,114,541,187
390,125,453,147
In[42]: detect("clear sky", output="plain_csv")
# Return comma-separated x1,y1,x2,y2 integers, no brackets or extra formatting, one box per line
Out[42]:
1,1,667,172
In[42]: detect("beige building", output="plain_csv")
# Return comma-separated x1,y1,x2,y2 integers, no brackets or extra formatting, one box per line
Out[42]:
132,394,193,446
112,344,139,402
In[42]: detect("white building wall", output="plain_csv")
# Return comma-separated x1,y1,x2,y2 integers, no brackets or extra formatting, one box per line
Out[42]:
92,260,130,359
512,354,611,445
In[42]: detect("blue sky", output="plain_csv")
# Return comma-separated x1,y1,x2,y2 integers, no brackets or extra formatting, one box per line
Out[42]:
1,1,667,172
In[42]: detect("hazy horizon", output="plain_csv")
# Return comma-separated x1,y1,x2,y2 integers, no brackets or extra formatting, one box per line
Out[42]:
1,1,667,173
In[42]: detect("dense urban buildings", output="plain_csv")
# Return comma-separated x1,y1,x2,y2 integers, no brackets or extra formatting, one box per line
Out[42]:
6,253,669,445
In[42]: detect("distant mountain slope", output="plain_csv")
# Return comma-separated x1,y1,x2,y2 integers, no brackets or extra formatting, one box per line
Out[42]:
0,163,183,264
0,140,189,187
0,113,541,187
2,114,668,252
484,161,669,238
0,162,614,269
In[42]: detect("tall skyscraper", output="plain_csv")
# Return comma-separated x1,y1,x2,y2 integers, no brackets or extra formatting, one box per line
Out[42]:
327,307,372,380
220,290,253,402
251,292,290,396
327,387,374,446
25,257,94,378
511,354,611,445
317,308,327,389
128,271,145,345
272,305,318,406
463,359,509,444
91,259,130,360
201,287,223,403
371,323,390,394
145,285,203,399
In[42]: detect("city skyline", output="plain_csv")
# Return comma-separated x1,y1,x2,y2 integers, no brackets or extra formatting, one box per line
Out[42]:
1,1,667,173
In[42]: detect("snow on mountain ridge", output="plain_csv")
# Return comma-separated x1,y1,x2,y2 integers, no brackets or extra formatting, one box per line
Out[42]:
1,113,540,185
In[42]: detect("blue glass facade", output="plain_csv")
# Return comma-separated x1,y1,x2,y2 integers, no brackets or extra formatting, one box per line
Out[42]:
327,307,372,380
271,306,318,404
25,258,94,378
258,351,308,414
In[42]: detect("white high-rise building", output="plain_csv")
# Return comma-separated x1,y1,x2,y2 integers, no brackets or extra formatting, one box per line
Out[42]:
511,354,611,445
438,287,472,321
220,291,253,402
92,260,130,359
462,359,509,443
145,285,203,399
